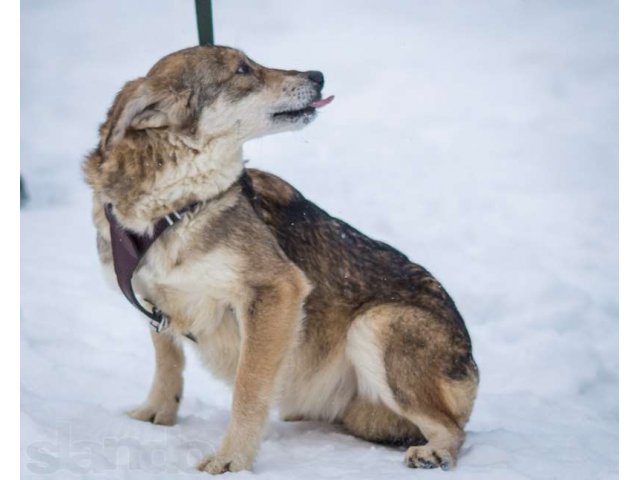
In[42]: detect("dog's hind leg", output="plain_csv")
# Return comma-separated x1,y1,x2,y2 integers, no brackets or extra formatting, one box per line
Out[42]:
127,329,184,426
342,397,424,446
346,304,478,470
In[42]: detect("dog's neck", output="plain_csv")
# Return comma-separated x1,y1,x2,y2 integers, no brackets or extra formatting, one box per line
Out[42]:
99,131,244,234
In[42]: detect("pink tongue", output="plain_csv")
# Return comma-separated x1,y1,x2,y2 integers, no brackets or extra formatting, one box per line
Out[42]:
310,95,335,108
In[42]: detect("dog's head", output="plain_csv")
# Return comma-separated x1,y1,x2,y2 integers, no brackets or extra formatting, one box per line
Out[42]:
101,45,333,151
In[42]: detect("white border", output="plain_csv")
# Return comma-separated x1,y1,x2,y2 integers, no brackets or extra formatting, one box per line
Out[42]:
2,0,20,478
620,0,638,479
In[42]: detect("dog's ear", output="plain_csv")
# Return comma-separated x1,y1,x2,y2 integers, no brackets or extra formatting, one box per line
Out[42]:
101,78,192,151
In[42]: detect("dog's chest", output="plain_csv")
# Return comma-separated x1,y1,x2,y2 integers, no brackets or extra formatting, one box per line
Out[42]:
133,230,246,331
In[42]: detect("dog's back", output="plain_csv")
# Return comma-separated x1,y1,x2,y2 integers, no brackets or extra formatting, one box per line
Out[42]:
243,169,471,328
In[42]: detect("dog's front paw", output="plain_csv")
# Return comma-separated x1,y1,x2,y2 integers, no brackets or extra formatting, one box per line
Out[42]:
197,451,253,475
126,401,178,426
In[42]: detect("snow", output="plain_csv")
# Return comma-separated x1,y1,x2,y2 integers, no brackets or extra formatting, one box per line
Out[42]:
21,0,618,478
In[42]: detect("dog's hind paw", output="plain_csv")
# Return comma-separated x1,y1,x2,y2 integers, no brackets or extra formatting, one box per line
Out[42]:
126,402,177,426
404,445,455,471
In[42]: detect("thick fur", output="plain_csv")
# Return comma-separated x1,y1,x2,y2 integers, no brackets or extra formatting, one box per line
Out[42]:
84,45,479,474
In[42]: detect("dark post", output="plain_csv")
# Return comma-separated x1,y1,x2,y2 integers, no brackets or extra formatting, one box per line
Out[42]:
20,175,28,207
195,0,214,45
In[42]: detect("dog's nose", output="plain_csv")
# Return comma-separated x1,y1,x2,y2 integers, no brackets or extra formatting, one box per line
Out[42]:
305,70,324,88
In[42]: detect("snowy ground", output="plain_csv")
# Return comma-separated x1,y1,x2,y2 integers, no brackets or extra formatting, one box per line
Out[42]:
21,0,618,478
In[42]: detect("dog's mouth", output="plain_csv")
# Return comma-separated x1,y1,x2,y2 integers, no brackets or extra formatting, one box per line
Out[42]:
272,95,334,122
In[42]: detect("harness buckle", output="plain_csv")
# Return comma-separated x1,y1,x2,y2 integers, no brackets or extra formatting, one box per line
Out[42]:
150,307,170,333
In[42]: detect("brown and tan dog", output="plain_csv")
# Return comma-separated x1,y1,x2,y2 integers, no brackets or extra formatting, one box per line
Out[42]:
84,45,479,474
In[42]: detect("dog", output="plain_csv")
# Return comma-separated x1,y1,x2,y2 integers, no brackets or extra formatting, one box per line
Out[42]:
83,45,479,474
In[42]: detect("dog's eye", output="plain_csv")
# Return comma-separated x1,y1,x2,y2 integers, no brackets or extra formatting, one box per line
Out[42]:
236,62,252,75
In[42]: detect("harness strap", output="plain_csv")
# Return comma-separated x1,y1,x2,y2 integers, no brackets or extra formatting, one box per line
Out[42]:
104,203,198,332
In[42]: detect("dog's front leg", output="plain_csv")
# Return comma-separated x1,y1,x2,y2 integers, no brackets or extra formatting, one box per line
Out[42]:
197,278,306,474
127,329,184,426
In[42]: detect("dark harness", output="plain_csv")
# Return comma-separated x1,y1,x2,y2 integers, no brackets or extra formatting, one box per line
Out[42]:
104,202,199,332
